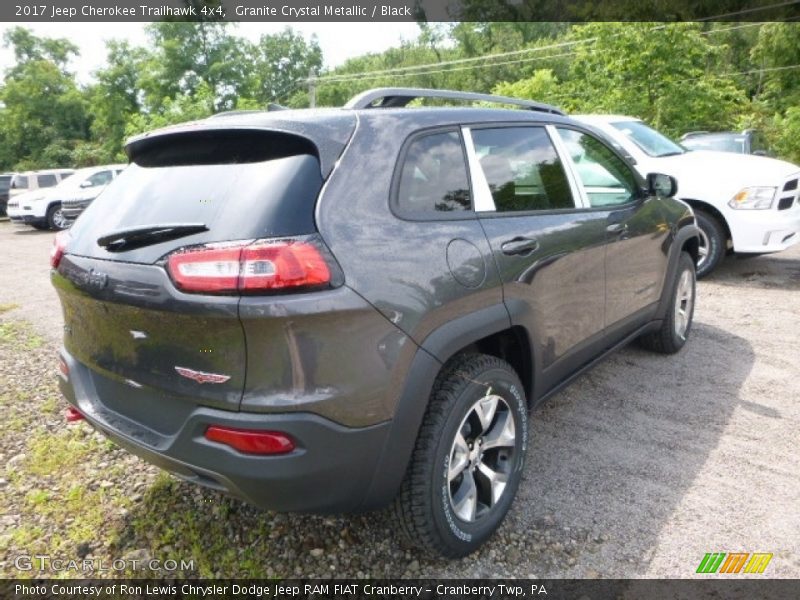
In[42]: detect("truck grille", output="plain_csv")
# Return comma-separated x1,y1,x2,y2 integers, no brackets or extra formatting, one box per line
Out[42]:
777,176,799,210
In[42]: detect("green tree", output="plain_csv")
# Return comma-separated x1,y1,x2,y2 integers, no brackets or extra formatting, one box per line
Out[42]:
138,21,252,113
85,41,148,162
493,69,561,106
125,81,215,137
247,28,322,105
563,22,746,135
0,28,88,170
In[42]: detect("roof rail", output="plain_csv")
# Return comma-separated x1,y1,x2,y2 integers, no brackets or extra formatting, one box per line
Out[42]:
344,87,565,116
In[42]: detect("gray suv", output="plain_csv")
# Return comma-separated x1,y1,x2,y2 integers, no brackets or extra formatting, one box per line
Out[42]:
53,88,700,557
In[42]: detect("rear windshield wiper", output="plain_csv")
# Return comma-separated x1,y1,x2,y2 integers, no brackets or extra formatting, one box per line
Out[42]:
97,223,208,252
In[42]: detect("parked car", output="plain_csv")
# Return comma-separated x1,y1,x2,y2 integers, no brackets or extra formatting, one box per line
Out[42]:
61,164,127,222
8,165,124,230
575,115,800,277
680,129,770,156
6,169,75,228
53,88,699,557
7,169,74,198
0,173,15,217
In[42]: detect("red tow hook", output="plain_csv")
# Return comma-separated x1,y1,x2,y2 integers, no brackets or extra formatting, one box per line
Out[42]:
66,406,85,422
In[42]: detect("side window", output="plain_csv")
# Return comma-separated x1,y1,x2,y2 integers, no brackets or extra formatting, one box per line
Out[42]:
12,175,28,189
59,171,74,181
86,171,113,187
471,127,573,212
397,131,471,214
557,128,639,207
750,131,767,155
38,174,58,188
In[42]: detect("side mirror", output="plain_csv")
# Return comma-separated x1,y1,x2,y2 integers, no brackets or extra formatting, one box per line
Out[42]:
647,173,678,198
80,181,93,188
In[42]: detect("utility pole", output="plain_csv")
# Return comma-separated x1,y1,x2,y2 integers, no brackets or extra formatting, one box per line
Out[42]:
308,68,317,108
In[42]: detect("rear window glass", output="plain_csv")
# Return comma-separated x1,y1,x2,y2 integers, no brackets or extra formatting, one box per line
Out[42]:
472,127,574,212
38,174,58,188
397,131,471,214
68,131,324,263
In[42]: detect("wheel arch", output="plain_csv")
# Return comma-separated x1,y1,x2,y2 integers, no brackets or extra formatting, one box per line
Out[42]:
359,303,536,510
682,199,731,242
657,223,701,320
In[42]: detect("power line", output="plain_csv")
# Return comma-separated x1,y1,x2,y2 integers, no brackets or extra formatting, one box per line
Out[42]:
314,37,595,84
317,49,599,86
311,2,797,85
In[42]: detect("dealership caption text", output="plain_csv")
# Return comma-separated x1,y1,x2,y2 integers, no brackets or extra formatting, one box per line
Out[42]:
14,4,412,18
17,583,549,597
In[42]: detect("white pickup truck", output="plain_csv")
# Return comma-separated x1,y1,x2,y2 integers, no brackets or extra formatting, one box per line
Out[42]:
575,115,800,277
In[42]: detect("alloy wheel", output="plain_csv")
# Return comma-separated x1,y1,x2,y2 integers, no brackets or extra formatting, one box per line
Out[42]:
447,391,516,522
674,269,694,340
696,228,710,269
52,208,69,230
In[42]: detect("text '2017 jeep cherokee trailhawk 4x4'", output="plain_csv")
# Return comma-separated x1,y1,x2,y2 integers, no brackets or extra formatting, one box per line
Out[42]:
53,88,700,557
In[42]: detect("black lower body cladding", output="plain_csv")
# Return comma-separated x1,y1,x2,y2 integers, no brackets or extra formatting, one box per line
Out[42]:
59,351,391,513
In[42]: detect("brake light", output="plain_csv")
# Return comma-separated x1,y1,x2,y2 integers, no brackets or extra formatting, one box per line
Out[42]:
50,230,70,268
167,238,333,294
205,426,295,455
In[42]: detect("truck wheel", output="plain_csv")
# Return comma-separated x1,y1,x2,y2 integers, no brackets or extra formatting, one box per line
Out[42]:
393,353,527,557
46,204,69,231
694,211,725,278
639,251,696,354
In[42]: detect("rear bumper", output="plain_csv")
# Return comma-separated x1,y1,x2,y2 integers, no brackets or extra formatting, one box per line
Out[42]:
728,206,800,253
59,349,392,513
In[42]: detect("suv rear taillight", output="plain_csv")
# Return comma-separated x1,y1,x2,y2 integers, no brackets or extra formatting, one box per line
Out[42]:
50,230,70,268
166,235,340,294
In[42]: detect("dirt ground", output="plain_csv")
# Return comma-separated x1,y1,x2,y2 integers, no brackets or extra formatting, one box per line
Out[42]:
0,219,798,578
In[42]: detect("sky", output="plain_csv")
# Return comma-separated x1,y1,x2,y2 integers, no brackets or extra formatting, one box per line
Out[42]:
0,22,422,83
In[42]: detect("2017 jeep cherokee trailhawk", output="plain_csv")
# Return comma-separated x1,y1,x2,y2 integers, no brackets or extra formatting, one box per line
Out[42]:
53,88,700,557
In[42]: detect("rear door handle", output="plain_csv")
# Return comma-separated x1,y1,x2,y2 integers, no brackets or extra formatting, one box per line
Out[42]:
501,237,539,256
606,223,629,235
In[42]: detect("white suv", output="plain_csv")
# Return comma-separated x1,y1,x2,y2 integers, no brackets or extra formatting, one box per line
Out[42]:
575,115,800,277
8,164,124,230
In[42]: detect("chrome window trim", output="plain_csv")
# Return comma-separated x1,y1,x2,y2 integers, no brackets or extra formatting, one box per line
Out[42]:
546,124,590,209
461,126,496,212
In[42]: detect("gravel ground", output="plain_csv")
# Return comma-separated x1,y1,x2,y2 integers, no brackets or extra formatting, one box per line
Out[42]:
0,220,798,578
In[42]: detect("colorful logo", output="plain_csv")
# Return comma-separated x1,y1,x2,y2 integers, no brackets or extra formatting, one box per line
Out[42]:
696,552,773,574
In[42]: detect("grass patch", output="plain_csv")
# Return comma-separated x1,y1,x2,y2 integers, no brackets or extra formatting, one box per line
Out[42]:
40,396,60,414
14,428,132,556
24,427,103,477
0,303,19,314
0,321,44,349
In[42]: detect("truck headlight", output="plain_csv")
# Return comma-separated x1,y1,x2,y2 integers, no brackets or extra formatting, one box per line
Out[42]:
728,186,776,209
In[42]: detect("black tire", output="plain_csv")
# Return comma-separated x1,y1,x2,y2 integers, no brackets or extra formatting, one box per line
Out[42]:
639,251,696,354
694,210,726,278
46,204,68,231
393,353,528,558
